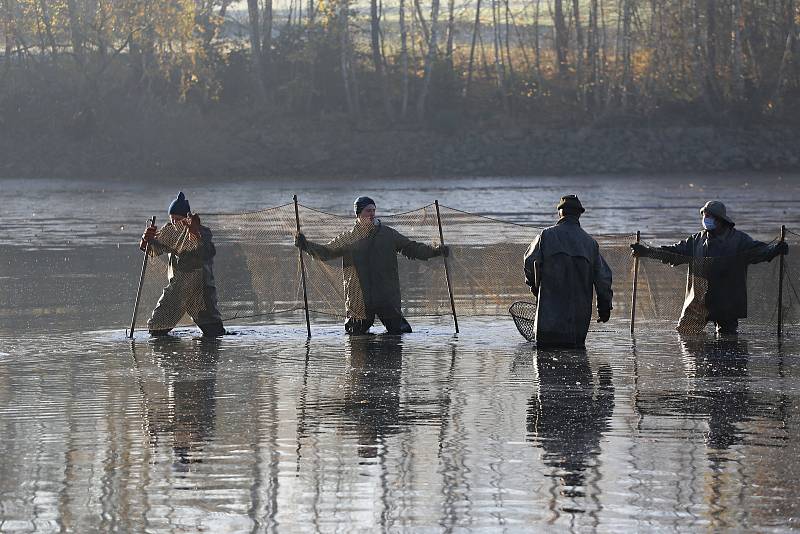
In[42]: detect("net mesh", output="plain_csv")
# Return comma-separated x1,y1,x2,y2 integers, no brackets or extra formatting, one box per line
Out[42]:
131,203,799,337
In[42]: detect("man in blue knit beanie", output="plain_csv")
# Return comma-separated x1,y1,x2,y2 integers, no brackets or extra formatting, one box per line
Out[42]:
139,192,225,337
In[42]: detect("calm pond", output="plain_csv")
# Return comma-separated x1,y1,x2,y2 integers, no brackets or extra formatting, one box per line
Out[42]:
1,174,800,532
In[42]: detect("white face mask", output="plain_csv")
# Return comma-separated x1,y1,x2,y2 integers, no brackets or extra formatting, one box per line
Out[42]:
703,217,717,231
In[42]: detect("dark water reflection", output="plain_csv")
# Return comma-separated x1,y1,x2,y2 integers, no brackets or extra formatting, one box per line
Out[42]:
527,349,614,507
2,322,800,531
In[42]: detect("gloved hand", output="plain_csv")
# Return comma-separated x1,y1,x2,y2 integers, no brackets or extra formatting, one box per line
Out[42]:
597,308,611,323
294,232,307,250
775,241,789,256
140,224,157,251
438,244,450,258
630,243,649,258
182,213,201,238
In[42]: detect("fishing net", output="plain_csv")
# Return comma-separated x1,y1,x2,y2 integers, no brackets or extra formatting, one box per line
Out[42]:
129,202,798,337
632,231,793,335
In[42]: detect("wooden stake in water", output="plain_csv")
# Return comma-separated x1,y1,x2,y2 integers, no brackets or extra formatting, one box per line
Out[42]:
435,200,459,334
128,216,156,339
630,230,641,335
778,225,786,337
294,195,312,338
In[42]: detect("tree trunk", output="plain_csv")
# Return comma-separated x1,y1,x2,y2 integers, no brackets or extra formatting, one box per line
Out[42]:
587,0,599,111
2,0,13,72
533,0,541,78
37,0,57,56
572,0,585,105
247,0,267,101
340,1,359,117
400,0,410,116
730,0,745,101
503,0,515,81
262,0,273,69
491,0,509,110
370,0,394,119
773,31,795,107
65,0,84,64
553,0,569,75
414,0,430,45
705,0,719,106
445,0,456,68
417,0,441,120
465,0,482,97
620,0,633,108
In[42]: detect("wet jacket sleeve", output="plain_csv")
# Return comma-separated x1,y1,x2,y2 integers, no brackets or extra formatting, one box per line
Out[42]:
738,233,781,264
524,235,542,294
393,230,440,260
146,224,172,257
304,232,349,261
653,235,696,266
593,248,613,312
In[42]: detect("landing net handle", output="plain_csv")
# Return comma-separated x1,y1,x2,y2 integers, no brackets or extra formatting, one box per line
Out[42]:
630,230,640,335
435,200,459,334
294,195,312,338
778,225,786,336
128,216,156,339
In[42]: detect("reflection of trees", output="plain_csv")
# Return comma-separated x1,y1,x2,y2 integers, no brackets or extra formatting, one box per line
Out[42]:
143,337,220,466
527,349,614,498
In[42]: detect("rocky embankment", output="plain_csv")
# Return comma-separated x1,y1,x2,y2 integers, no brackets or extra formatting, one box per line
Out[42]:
3,122,799,179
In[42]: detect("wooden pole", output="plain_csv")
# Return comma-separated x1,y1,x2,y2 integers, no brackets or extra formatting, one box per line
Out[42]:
435,200,459,333
294,195,312,338
778,225,786,336
128,216,156,338
630,230,640,335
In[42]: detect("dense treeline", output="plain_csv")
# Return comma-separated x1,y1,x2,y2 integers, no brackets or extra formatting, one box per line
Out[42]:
1,0,798,177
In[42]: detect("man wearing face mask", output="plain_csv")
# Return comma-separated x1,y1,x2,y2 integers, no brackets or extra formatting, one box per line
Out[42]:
294,196,449,335
523,195,613,348
630,200,788,335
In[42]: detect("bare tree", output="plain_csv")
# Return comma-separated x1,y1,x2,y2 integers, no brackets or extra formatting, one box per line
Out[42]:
370,0,394,119
465,0,483,97
445,0,456,67
247,0,267,101
417,0,441,119
730,0,745,101
553,0,569,75
400,0,410,116
66,0,85,64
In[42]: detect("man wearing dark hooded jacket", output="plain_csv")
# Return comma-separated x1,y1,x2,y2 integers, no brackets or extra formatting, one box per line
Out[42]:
140,192,225,337
524,195,613,348
631,200,787,335
294,196,448,335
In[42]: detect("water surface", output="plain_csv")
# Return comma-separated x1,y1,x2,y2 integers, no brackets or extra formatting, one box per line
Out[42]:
2,174,800,532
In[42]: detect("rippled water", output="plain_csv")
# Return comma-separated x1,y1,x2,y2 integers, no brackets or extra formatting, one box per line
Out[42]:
2,175,800,532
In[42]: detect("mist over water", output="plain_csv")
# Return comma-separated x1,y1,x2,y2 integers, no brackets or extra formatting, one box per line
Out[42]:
2,175,800,531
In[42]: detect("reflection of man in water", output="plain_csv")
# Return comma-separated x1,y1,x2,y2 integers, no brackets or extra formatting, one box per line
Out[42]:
343,336,404,458
140,192,225,337
524,195,613,348
631,200,787,335
144,337,219,466
679,335,751,451
295,196,448,335
527,349,614,497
